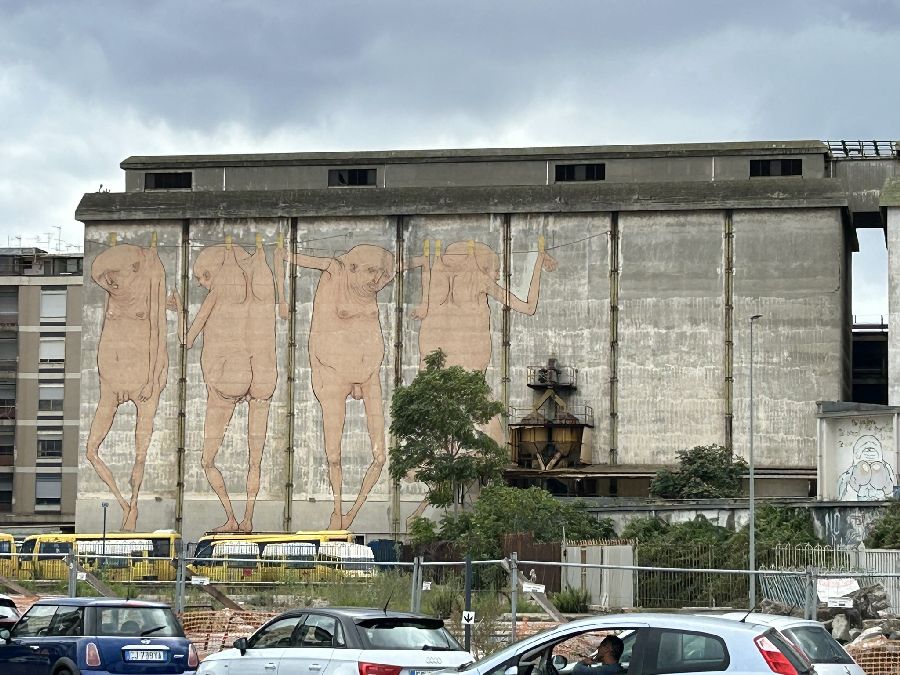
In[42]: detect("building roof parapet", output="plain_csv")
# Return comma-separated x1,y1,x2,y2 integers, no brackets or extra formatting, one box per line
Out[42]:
121,140,830,169
76,178,848,222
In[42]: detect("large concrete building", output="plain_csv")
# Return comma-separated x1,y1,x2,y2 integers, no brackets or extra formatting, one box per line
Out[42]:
0,248,82,532
73,140,899,542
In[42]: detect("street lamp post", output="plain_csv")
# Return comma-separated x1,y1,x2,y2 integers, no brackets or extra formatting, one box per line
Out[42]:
100,501,109,568
748,314,762,609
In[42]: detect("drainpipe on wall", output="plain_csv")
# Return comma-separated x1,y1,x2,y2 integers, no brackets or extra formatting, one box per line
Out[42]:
724,210,735,451
174,220,190,533
608,212,619,465
282,217,299,532
502,214,512,454
391,216,406,539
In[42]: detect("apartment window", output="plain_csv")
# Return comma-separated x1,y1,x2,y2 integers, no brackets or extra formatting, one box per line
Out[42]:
0,336,16,371
40,289,67,319
750,158,802,177
555,163,606,182
0,382,14,420
65,257,82,275
328,168,376,187
0,288,16,322
35,474,61,508
38,384,64,412
0,430,12,466
144,171,192,190
37,437,63,459
39,337,65,363
0,475,11,512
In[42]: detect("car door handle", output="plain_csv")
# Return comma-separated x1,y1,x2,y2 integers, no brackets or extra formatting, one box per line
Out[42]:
265,663,277,670
309,664,322,671
29,645,40,651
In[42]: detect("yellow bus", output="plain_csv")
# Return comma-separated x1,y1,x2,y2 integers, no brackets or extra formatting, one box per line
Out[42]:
190,530,370,583
17,530,180,581
0,533,15,578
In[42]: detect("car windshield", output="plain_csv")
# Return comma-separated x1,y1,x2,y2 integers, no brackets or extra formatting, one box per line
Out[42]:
357,618,463,651
97,606,183,637
784,626,855,665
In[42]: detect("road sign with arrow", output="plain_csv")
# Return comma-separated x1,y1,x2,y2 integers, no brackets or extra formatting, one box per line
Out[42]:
461,611,475,625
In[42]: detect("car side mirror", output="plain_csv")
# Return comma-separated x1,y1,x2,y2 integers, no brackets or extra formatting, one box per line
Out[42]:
233,637,248,655
551,655,568,670
504,667,518,675
0,628,10,644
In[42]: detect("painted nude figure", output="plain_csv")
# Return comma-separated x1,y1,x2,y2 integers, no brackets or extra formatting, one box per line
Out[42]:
168,236,278,532
277,244,395,529
406,238,557,519
85,237,168,531
415,238,557,372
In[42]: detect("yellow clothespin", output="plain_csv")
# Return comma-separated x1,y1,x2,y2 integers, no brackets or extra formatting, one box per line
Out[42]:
256,233,263,250
150,231,158,249
423,239,430,257
538,234,545,253
225,234,232,251
277,232,284,250
435,239,442,257
108,232,117,247
467,240,475,255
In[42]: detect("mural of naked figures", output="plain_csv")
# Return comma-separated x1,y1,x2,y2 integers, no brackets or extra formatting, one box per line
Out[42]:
170,238,281,532
280,243,395,530
85,239,168,531
834,417,898,501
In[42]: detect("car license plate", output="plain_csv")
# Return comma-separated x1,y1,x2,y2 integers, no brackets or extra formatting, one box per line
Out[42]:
125,650,165,662
408,670,430,675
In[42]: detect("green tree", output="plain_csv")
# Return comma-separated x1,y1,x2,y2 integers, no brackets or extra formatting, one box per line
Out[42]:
389,349,506,512
650,444,748,499
865,502,900,549
440,485,616,559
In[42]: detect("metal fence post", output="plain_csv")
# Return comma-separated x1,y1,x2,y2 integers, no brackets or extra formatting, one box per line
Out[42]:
410,556,421,612
804,566,817,620
66,554,77,598
510,552,518,643
464,554,472,653
175,546,187,614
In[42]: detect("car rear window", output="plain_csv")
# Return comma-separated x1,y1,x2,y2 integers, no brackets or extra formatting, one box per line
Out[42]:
97,606,184,637
783,626,855,665
356,618,463,651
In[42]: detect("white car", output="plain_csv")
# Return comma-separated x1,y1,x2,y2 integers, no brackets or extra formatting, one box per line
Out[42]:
448,612,815,675
719,612,863,675
197,607,472,675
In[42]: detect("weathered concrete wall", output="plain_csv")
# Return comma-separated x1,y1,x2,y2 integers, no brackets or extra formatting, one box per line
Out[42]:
818,411,899,501
77,204,849,540
732,208,846,468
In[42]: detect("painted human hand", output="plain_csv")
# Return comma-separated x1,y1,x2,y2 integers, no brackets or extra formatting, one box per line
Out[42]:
165,290,181,312
138,382,154,402
541,252,558,271
410,304,428,320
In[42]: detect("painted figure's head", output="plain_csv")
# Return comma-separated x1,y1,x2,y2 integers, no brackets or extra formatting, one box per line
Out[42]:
853,434,883,462
442,241,500,280
91,244,145,295
342,245,394,297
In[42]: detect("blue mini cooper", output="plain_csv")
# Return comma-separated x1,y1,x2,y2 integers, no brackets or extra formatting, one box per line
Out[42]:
0,597,199,675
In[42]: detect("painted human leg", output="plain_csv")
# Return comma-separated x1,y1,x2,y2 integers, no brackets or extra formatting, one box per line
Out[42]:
316,390,349,530
122,391,163,531
342,376,386,529
240,397,270,532
201,392,239,532
85,390,129,514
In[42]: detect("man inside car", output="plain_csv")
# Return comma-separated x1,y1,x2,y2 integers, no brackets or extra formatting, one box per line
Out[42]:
572,635,625,675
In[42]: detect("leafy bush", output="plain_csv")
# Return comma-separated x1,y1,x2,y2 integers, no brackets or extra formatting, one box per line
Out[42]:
650,444,747,499
552,586,591,613
865,502,900,548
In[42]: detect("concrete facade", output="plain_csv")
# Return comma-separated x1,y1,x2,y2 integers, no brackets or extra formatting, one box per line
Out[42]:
74,141,896,541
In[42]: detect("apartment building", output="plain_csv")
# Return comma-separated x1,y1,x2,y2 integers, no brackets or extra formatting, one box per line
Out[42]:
0,248,81,531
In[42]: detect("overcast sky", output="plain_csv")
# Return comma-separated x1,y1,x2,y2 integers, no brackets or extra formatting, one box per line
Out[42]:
0,0,895,318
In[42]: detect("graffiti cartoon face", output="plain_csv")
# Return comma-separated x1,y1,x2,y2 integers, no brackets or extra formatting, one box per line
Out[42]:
853,434,883,462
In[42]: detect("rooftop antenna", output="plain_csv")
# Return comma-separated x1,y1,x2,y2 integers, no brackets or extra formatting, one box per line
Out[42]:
53,226,62,253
